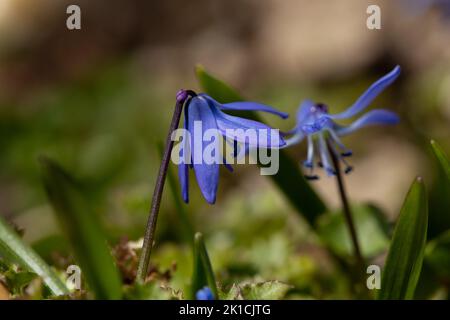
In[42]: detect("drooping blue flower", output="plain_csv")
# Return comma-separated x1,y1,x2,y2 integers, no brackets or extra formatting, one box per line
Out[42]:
285,66,401,179
196,286,215,300
177,91,288,204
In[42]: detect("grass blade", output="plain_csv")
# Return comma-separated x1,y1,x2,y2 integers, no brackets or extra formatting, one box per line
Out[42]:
190,232,218,299
0,215,69,296
195,65,327,226
40,157,122,299
378,177,428,299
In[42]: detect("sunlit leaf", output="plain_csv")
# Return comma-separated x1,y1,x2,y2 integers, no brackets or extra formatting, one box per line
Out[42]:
239,280,292,300
378,177,428,300
0,215,69,296
124,281,174,300
40,157,122,299
195,65,326,226
190,232,218,299
219,283,244,300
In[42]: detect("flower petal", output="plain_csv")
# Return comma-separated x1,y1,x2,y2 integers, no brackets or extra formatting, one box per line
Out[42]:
330,65,401,120
283,132,304,147
178,163,189,203
221,102,288,119
188,97,220,204
213,108,286,148
335,109,399,136
178,108,191,203
200,94,289,119
296,99,316,124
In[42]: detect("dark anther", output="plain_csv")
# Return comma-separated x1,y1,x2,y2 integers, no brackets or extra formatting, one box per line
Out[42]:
305,175,319,180
344,166,353,174
315,103,328,113
317,161,323,168
341,151,353,157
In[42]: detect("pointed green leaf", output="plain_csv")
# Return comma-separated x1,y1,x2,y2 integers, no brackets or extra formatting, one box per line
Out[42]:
0,216,69,296
379,177,428,300
190,232,218,299
40,157,122,299
196,65,243,102
195,65,326,226
431,140,450,181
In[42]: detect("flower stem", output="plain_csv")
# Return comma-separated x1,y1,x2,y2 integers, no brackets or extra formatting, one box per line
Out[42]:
326,139,364,269
136,93,188,283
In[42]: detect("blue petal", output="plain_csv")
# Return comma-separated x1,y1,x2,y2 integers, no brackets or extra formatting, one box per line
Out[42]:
282,100,316,139
221,101,288,119
283,132,304,147
296,99,316,125
196,287,214,300
335,109,399,136
223,157,234,172
213,108,286,148
200,94,289,119
330,66,401,120
188,97,220,204
178,108,191,203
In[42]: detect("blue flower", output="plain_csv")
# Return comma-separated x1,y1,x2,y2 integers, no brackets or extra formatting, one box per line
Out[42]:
178,92,288,204
285,66,401,179
196,286,215,300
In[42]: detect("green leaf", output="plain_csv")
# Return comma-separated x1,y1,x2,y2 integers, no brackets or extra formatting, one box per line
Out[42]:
378,177,428,300
195,65,327,226
124,281,174,300
239,280,292,300
317,204,390,259
190,232,218,299
218,284,244,300
196,65,243,102
431,140,450,181
40,157,122,299
0,216,69,296
3,269,37,296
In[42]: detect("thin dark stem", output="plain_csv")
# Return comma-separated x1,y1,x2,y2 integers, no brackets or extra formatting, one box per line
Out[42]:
326,139,364,269
136,97,186,283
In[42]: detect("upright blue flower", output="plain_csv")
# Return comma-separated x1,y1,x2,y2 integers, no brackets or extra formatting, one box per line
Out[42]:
285,66,401,179
178,92,288,204
196,287,215,300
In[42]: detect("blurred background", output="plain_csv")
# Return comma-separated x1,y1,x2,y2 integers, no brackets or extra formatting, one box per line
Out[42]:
0,0,449,298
